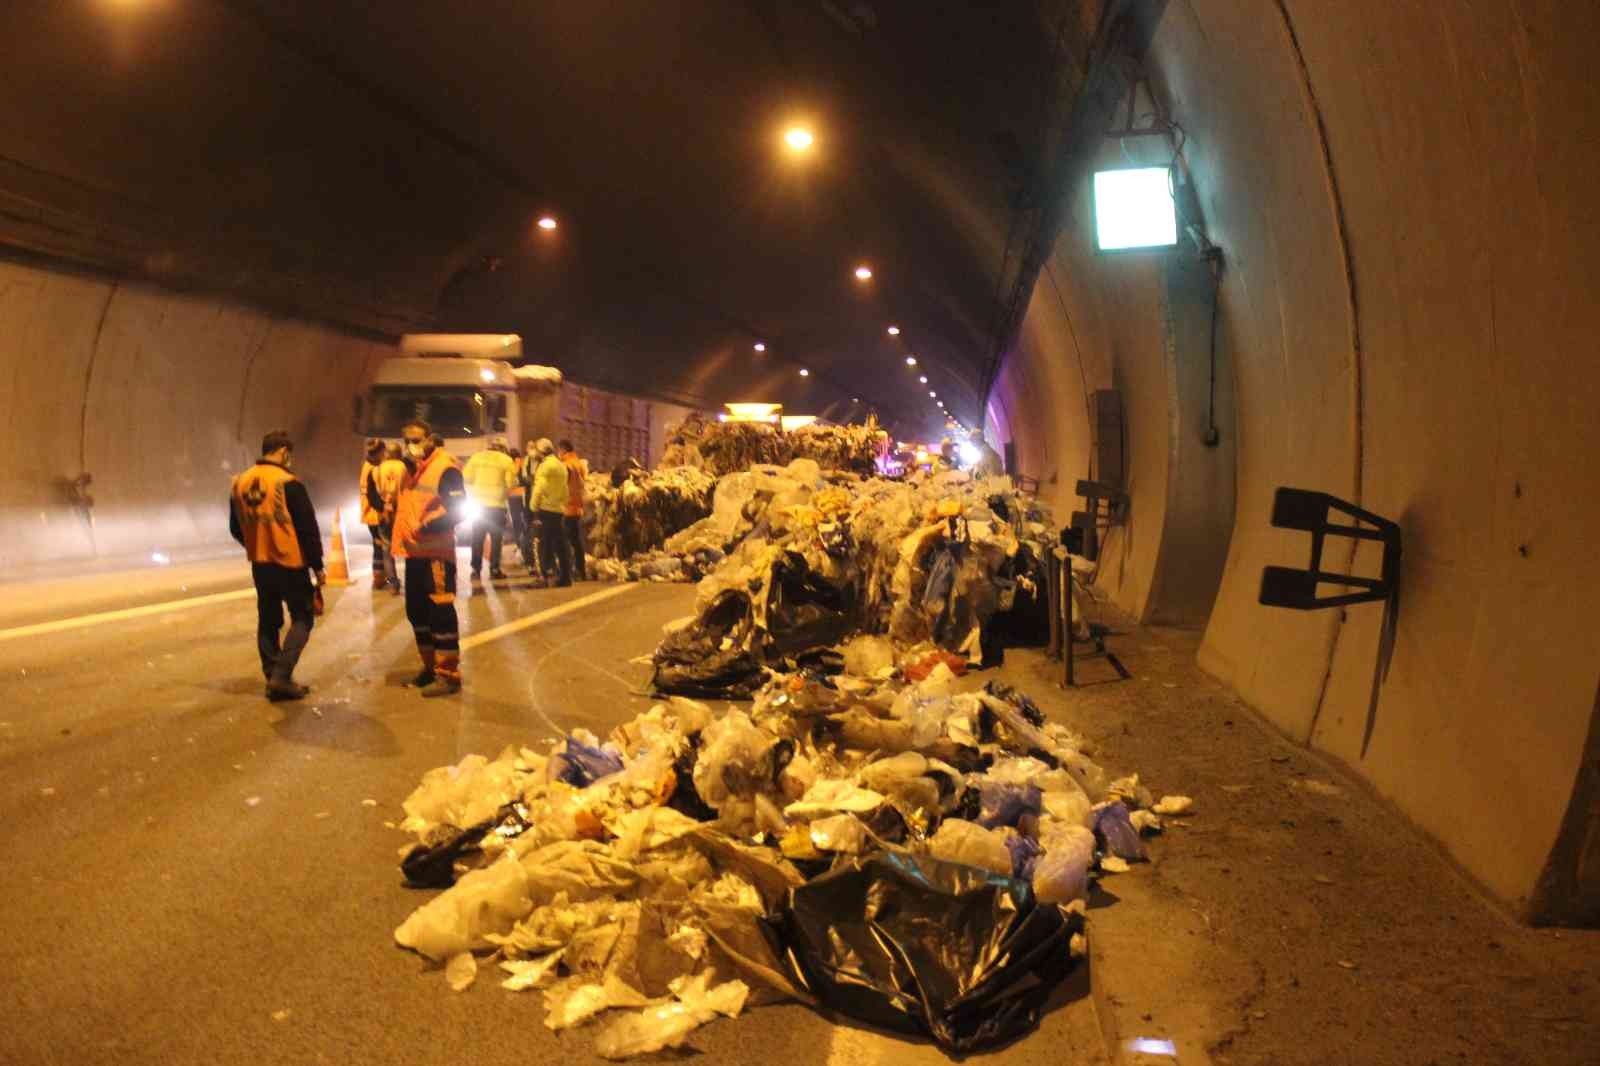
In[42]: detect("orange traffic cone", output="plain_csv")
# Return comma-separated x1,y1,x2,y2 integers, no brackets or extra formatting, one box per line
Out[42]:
324,507,351,586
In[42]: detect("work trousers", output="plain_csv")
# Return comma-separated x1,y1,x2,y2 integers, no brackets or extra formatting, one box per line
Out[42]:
563,514,587,580
404,557,460,682
368,522,398,586
468,507,507,575
252,562,314,685
536,509,572,586
508,498,529,566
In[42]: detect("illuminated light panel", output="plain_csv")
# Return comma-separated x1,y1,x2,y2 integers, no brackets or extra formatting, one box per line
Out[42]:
919,375,928,383
784,127,814,151
724,402,782,423
886,325,900,335
854,265,873,281
798,368,810,377
537,216,558,231
1092,167,1178,251
753,342,766,352
905,356,917,366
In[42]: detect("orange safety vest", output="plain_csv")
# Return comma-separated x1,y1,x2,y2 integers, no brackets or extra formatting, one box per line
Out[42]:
359,461,382,525
563,453,587,517
392,448,459,560
231,461,305,568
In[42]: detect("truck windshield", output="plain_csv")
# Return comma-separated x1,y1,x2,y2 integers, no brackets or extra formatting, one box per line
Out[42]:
367,387,488,437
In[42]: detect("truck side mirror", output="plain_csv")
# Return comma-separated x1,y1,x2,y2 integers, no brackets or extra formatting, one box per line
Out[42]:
492,395,508,432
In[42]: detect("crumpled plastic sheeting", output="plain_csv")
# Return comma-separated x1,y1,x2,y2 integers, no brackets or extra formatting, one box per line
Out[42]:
593,974,750,1059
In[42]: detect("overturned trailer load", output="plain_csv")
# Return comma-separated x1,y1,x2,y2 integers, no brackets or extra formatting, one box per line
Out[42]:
584,466,717,561
650,461,1057,697
388,668,1185,1057
668,418,887,478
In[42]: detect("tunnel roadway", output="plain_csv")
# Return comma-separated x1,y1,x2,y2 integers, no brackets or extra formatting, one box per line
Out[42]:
0,554,1108,1066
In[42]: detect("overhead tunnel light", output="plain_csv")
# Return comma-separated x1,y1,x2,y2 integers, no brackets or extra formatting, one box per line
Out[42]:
537,216,559,231
886,326,900,335
1092,166,1177,251
798,368,810,377
753,342,766,352
854,265,873,281
919,375,927,384
784,127,815,152
905,356,917,366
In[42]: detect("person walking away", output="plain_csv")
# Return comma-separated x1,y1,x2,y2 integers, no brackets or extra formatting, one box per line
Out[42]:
392,419,466,697
229,429,324,702
461,437,517,582
532,438,573,586
506,446,528,570
358,438,389,590
559,439,589,581
376,442,406,593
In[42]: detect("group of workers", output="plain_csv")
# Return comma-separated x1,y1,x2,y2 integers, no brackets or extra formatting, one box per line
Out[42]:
230,418,1003,706
229,422,594,705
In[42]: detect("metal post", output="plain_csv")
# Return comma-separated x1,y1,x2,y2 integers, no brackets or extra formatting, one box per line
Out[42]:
1064,561,1075,688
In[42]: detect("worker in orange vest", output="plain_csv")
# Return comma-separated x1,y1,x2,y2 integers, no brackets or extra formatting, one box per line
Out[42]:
229,429,324,702
391,418,467,697
375,441,407,594
358,438,390,590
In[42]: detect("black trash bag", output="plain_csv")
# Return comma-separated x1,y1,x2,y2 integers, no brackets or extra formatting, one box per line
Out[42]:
983,681,1047,726
666,732,719,822
790,648,846,675
653,588,767,698
401,820,493,887
400,800,534,888
766,551,856,655
782,852,1083,1053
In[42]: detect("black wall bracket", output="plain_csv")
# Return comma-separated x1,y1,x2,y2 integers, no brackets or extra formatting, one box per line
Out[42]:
1258,487,1402,757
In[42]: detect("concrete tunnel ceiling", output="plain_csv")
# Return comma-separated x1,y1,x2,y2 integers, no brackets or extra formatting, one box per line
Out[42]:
0,0,1122,439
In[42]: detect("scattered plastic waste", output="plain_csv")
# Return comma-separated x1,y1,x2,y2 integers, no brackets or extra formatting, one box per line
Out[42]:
384,499,1183,1055
1152,795,1194,815
446,951,478,991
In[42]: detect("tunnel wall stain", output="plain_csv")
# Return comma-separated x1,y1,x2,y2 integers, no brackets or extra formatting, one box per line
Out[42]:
0,255,389,572
994,0,1600,919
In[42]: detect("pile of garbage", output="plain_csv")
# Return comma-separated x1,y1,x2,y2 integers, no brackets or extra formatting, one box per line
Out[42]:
786,421,886,476
650,460,1058,695
584,466,717,561
390,665,1187,1057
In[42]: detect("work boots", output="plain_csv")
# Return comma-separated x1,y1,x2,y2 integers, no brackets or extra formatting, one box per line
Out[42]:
266,681,310,702
420,677,461,698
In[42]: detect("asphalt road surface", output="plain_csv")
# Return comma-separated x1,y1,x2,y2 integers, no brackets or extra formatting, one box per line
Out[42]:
0,560,1106,1066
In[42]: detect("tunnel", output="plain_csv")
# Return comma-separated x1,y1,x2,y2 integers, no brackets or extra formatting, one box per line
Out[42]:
2,2,1597,1064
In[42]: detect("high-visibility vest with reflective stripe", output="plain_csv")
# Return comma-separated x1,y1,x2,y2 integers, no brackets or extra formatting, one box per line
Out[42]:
393,449,458,560
232,461,305,568
359,461,382,525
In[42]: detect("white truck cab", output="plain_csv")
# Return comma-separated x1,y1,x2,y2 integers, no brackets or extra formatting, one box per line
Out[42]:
359,334,561,458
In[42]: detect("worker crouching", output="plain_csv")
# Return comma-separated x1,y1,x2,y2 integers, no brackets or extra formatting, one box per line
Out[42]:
392,419,466,697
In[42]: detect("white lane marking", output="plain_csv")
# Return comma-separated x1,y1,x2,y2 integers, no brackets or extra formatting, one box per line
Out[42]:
0,577,638,649
0,588,256,643
459,583,637,651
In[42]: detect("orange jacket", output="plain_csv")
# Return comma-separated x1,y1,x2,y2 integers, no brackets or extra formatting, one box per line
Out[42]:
562,453,588,517
231,461,308,568
393,449,461,559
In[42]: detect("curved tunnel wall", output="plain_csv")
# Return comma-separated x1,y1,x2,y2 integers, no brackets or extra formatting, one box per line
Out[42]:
1,255,390,573
994,0,1600,921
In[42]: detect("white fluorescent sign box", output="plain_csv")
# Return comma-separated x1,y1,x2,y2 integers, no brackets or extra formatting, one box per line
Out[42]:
1093,166,1178,251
